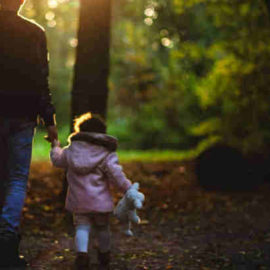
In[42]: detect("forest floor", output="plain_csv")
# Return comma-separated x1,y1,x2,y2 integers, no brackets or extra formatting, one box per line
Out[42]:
19,161,270,270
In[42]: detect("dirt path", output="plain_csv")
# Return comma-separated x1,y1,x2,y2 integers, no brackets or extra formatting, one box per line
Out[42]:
18,161,270,269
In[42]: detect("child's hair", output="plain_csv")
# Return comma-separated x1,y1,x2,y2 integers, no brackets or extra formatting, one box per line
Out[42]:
74,112,107,134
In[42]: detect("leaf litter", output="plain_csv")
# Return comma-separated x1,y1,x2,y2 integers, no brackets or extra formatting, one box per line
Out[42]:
19,161,270,269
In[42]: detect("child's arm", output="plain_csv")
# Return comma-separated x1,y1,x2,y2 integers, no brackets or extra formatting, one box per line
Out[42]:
50,140,68,168
102,152,132,193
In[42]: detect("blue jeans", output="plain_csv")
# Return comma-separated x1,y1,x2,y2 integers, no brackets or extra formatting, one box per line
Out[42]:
0,119,35,232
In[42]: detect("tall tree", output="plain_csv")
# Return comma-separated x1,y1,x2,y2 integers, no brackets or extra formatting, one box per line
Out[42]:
61,0,111,201
265,0,270,14
72,0,111,123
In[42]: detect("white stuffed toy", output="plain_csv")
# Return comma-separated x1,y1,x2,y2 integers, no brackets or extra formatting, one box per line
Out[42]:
114,183,145,236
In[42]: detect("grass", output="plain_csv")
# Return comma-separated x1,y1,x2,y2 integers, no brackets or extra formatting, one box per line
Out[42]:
32,129,190,162
32,127,218,162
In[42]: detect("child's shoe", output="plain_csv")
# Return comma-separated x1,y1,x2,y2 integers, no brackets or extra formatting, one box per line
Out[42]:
75,252,89,270
98,251,110,270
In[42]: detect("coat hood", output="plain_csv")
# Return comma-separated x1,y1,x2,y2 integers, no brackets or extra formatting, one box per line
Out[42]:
66,132,118,175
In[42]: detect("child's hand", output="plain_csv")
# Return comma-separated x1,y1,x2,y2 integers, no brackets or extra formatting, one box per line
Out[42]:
52,140,61,148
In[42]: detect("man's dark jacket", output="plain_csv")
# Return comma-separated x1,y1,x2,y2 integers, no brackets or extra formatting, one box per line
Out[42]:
0,11,55,126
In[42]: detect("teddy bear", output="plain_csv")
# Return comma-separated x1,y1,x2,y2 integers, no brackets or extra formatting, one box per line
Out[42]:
114,183,145,236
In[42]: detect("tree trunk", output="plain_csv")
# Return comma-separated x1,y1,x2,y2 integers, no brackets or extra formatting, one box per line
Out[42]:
265,0,270,14
62,0,111,201
72,0,111,123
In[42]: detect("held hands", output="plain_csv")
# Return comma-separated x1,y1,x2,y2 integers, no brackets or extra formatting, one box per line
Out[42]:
44,125,58,145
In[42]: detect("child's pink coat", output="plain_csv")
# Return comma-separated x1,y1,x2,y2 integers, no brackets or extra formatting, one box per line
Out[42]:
50,132,132,213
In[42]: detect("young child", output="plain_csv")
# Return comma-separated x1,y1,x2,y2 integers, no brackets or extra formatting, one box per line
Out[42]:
50,113,135,270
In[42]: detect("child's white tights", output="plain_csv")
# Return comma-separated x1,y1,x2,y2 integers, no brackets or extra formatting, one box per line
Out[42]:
75,224,111,253
75,224,90,253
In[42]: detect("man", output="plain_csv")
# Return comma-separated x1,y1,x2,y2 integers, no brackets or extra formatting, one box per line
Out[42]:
0,0,58,267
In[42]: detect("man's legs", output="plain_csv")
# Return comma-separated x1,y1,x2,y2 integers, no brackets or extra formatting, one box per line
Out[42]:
0,120,34,267
0,119,9,212
1,121,34,232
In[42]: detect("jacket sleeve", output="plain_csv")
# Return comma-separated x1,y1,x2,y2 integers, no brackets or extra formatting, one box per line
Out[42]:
50,146,68,168
102,152,132,193
37,30,56,127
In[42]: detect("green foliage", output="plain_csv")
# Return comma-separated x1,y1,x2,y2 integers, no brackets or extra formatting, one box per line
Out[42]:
109,0,270,154
21,0,270,155
108,0,208,149
190,0,270,154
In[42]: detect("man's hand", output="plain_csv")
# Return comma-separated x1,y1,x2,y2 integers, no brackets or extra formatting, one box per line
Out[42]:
46,125,58,143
